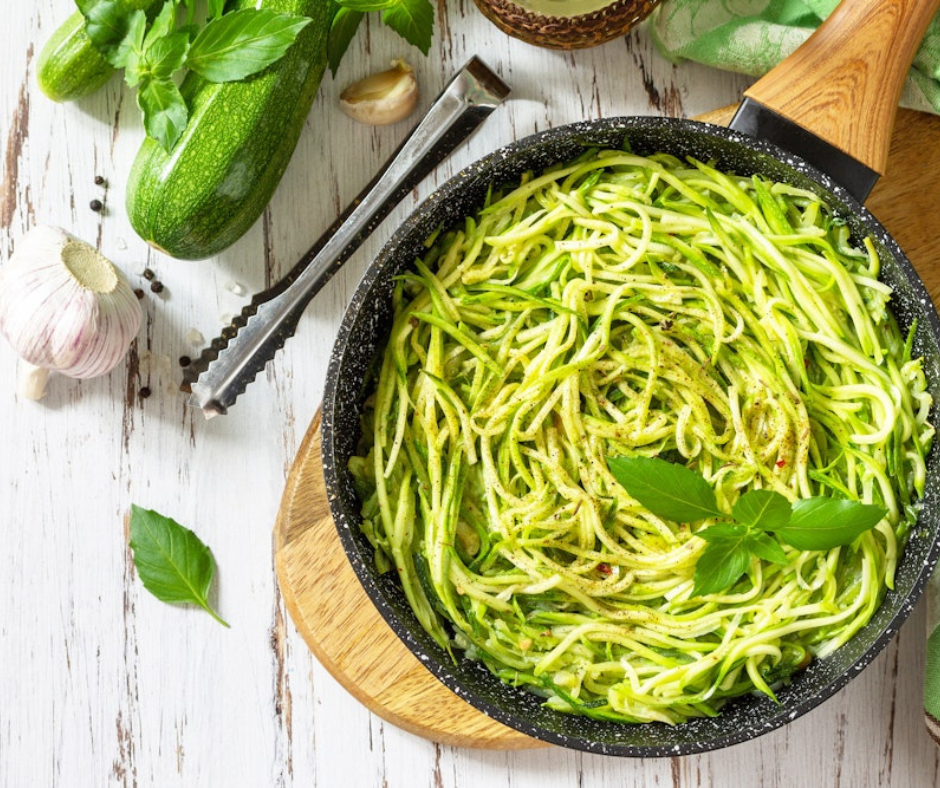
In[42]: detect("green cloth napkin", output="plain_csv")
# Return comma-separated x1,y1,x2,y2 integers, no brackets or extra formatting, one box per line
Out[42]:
648,0,940,115
651,0,940,746
928,572,940,744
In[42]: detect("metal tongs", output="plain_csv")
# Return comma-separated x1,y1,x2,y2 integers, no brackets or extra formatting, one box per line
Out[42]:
184,57,511,417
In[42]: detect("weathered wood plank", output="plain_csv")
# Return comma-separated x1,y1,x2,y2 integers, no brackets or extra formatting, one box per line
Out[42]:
2,1,939,786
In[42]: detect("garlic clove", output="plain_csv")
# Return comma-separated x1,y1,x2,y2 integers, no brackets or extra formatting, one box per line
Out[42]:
18,362,51,402
0,225,142,400
339,59,419,126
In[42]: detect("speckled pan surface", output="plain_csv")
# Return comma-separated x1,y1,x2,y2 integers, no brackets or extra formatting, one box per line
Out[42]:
321,117,940,756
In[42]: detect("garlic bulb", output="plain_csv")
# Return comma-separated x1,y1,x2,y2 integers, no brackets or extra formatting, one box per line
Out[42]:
339,59,419,125
0,225,142,400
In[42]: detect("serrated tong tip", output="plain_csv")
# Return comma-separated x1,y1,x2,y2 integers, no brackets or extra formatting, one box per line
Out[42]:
185,55,510,417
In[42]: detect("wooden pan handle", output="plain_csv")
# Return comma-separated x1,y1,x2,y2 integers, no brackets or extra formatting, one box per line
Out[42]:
743,0,940,174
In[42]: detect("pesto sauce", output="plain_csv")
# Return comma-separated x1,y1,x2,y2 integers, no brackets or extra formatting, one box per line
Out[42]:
513,0,618,17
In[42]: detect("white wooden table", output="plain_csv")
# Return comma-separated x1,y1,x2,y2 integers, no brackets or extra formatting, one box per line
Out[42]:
2,2,939,785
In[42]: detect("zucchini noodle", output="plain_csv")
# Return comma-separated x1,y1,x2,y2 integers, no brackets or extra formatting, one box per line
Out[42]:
348,148,934,725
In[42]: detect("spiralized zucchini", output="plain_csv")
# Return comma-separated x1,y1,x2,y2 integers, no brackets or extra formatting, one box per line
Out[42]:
348,148,934,725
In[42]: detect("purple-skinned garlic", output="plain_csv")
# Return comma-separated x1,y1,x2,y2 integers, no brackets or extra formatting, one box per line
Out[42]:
0,225,142,400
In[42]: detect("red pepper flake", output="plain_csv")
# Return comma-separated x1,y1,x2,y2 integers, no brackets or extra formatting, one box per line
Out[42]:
598,563,612,575
776,459,786,468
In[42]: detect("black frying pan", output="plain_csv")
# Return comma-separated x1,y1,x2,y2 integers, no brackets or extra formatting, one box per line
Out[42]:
321,0,940,755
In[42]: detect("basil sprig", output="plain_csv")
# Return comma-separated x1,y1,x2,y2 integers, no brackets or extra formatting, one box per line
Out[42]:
327,0,434,74
78,0,312,151
608,456,886,597
129,505,229,626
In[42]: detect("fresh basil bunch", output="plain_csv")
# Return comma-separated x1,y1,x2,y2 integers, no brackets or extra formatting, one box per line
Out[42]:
327,0,435,74
78,0,314,150
608,456,887,596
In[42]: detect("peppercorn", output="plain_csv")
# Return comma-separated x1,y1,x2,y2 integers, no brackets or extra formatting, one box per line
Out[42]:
134,288,145,300
150,280,164,294
179,355,191,368
139,386,152,399
89,199,103,212
94,175,105,186
142,268,155,281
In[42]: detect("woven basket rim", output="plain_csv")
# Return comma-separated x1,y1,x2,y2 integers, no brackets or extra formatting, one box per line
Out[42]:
472,0,661,49
476,0,656,23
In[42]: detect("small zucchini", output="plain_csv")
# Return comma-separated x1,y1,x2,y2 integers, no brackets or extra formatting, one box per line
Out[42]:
126,0,331,260
37,2,159,103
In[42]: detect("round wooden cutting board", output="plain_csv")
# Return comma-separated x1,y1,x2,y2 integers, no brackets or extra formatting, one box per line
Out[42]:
274,107,940,749
274,409,541,749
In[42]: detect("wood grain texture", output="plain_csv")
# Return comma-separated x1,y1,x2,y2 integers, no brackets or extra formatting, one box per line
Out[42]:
3,0,940,785
743,0,940,173
274,411,541,749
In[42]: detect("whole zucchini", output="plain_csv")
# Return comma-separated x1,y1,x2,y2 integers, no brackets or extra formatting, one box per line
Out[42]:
126,0,331,260
37,2,159,103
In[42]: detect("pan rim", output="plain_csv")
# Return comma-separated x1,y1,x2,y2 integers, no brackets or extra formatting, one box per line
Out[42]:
321,114,940,757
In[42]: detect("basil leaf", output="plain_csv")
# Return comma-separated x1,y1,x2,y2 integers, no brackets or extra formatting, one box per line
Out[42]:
177,0,197,26
774,498,886,551
144,30,191,80
144,0,179,46
692,537,752,597
337,0,396,10
746,531,789,565
697,523,748,542
84,0,144,67
185,9,312,83
732,489,791,531
207,0,226,19
129,505,229,626
608,456,723,523
381,0,434,55
328,6,364,75
137,77,189,151
177,22,201,43
329,0,434,69
111,8,148,74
